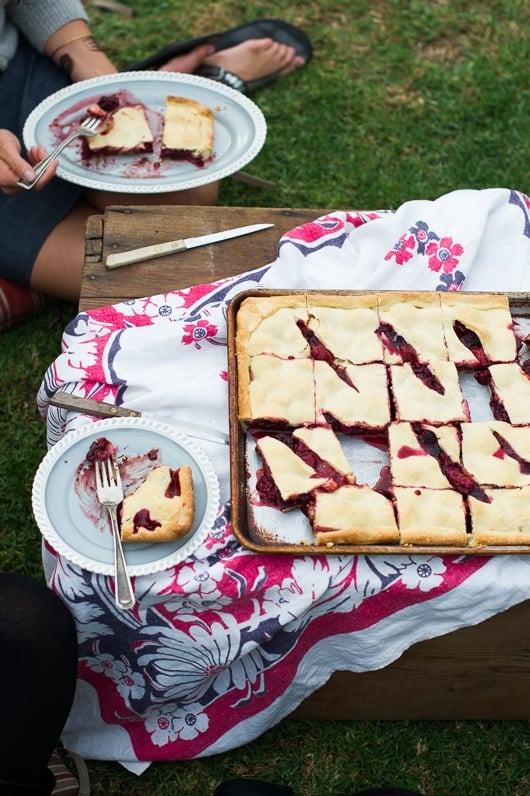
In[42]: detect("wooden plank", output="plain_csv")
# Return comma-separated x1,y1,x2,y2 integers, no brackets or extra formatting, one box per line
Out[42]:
292,599,530,719
80,205,330,311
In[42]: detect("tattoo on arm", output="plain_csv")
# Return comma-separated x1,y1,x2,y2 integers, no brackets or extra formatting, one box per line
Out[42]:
58,53,74,76
57,37,102,76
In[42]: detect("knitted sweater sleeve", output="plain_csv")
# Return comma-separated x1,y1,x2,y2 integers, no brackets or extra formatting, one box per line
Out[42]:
6,0,89,53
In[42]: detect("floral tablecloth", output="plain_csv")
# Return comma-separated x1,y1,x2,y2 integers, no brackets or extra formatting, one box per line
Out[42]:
37,188,530,773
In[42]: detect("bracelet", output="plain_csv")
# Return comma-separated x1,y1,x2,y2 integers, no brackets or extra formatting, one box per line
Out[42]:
50,34,95,60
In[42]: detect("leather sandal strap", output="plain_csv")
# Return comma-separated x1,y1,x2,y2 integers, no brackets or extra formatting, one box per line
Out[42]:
195,64,246,91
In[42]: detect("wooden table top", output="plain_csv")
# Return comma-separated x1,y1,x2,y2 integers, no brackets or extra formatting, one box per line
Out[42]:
80,205,330,312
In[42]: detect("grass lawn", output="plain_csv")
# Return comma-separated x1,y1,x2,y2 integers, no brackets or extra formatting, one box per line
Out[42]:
1,0,530,793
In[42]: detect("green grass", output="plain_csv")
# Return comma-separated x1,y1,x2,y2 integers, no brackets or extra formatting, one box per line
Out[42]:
1,0,530,793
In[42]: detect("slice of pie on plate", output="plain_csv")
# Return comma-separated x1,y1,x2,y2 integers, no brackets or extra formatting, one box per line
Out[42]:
161,95,214,164
120,464,194,543
86,105,154,155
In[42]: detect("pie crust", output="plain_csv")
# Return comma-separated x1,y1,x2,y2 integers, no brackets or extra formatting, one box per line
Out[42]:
235,291,528,548
120,464,194,543
161,95,214,164
86,105,154,155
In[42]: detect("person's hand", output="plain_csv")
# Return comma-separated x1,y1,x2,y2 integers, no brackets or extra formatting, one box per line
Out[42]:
0,130,57,194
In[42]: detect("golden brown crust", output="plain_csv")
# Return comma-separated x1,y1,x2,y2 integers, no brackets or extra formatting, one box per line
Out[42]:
469,487,530,546
439,292,516,365
121,465,194,544
394,487,468,546
312,485,400,545
233,290,529,548
161,96,214,162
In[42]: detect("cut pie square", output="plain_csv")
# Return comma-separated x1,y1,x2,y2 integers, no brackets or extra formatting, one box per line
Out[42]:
394,487,468,546
469,486,530,545
377,291,447,363
486,363,530,425
309,484,399,546
161,95,214,164
306,294,384,364
388,421,461,488
86,105,154,155
120,465,194,543
292,425,356,483
238,354,316,427
235,295,310,359
254,434,336,509
314,360,390,430
439,292,517,366
390,361,469,424
461,420,530,487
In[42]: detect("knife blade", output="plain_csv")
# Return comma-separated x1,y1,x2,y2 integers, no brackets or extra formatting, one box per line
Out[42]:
48,393,229,445
105,222,274,269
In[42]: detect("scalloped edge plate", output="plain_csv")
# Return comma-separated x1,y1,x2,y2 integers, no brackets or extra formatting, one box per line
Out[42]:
32,417,220,575
21,72,267,193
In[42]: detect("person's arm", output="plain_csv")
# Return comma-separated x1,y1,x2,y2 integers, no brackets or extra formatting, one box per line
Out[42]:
44,19,117,81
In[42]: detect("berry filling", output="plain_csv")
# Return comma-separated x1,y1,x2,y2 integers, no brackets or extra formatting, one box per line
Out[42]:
473,369,510,422
130,508,161,535
376,322,445,394
165,468,182,498
296,319,359,390
86,436,116,462
453,320,488,366
491,430,530,474
411,422,490,502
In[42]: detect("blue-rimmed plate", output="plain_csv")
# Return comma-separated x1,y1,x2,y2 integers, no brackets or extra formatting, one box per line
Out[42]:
32,417,220,575
21,71,267,193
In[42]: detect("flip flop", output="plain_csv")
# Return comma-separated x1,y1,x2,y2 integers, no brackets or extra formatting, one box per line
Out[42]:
213,780,294,796
126,18,312,92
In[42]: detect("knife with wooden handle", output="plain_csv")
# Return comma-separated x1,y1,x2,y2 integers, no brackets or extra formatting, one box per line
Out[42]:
48,392,229,445
105,222,274,269
49,393,141,418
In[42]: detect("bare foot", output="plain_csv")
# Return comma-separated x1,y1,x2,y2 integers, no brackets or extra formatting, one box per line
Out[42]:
203,38,305,81
158,43,215,73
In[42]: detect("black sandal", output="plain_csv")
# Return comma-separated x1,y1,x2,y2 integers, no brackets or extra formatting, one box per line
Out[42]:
213,780,293,796
126,18,312,93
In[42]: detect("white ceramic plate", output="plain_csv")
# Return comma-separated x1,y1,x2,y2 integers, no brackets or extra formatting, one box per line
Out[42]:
32,417,220,576
21,72,267,193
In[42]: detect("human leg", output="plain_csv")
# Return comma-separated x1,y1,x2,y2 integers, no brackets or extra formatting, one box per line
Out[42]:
0,573,78,795
129,18,312,89
29,177,219,302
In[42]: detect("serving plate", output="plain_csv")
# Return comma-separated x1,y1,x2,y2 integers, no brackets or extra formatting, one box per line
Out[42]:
227,288,530,556
32,417,220,575
21,72,267,193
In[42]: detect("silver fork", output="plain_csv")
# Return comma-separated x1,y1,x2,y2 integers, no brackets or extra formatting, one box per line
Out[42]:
94,457,135,610
17,116,105,190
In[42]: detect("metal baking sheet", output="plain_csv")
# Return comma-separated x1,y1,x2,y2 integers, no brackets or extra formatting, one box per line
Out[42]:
227,288,530,555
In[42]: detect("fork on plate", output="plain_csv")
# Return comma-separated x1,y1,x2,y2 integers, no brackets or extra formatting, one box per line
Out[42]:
94,456,135,610
17,115,105,190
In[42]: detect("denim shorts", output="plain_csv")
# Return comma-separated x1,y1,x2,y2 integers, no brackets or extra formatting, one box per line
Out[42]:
0,35,84,285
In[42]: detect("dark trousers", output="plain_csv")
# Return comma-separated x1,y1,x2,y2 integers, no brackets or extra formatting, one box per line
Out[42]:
0,573,78,794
